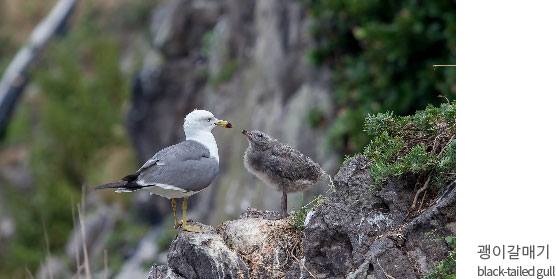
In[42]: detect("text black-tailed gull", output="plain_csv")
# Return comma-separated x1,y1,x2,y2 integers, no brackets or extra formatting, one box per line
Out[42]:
95,110,232,232
242,130,325,218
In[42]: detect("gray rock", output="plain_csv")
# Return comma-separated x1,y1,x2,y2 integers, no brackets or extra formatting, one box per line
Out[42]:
166,222,249,279
148,209,306,279
150,0,222,58
148,264,185,279
298,156,456,278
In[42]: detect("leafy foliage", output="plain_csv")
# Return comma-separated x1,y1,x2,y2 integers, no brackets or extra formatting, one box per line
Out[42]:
306,0,456,154
363,102,455,190
289,194,326,232
424,235,456,279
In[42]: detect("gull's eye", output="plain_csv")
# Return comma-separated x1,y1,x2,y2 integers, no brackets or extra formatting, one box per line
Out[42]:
207,118,212,122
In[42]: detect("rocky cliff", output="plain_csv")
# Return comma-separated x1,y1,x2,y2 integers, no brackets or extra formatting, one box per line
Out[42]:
127,0,338,227
147,156,456,279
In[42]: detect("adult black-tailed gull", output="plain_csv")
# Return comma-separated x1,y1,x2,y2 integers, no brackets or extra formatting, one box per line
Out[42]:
242,130,325,218
95,110,231,232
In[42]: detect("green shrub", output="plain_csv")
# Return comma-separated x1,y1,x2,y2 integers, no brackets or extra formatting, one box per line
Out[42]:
289,194,326,232
424,235,456,279
363,102,455,190
306,0,456,154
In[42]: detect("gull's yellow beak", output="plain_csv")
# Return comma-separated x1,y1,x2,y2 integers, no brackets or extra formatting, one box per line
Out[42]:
215,120,232,128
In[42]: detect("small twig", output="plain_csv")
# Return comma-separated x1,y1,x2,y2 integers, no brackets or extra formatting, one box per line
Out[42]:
431,134,442,155
72,196,82,279
25,267,35,279
42,221,53,279
433,65,456,71
438,95,451,104
410,134,455,211
417,189,428,212
411,175,431,209
376,258,396,279
71,196,82,279
291,253,317,279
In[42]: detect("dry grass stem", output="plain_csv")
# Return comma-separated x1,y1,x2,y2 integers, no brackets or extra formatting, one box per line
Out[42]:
77,202,92,279
377,258,396,279
291,253,317,279
25,267,35,279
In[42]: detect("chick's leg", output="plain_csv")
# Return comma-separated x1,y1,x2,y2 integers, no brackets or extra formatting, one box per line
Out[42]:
281,191,288,217
262,191,288,220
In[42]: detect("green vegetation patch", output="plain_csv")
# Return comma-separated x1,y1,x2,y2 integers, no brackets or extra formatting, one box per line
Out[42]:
306,0,456,154
289,194,326,232
424,235,456,279
363,102,455,191
1,9,130,277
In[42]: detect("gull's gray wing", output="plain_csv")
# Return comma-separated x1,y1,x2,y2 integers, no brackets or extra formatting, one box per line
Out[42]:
135,140,219,192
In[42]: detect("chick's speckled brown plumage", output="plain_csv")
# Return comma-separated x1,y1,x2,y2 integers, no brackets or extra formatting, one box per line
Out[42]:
242,130,325,217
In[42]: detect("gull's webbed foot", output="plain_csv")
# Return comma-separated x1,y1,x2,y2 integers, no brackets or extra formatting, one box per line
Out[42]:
182,224,202,233
174,220,202,232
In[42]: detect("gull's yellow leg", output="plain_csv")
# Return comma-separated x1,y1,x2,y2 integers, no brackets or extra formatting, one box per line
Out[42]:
176,198,202,232
171,198,178,227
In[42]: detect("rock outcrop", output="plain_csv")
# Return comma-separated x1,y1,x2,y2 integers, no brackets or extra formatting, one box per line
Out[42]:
148,210,299,279
300,156,455,278
148,156,456,278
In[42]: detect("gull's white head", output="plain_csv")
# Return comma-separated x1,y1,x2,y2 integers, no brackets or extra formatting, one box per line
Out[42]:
183,109,232,132
183,110,232,162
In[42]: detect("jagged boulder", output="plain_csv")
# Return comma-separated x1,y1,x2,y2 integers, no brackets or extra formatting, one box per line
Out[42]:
299,155,456,278
148,222,248,279
148,209,304,279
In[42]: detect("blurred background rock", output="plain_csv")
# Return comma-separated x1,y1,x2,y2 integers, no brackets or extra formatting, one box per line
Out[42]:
0,0,455,277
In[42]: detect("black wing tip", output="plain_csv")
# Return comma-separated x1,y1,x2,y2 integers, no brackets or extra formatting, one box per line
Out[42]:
94,182,125,190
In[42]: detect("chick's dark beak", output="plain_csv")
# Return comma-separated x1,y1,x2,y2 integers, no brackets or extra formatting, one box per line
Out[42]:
242,130,252,140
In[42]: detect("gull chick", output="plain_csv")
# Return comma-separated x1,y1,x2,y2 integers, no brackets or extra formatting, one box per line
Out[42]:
95,109,232,232
242,130,325,218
